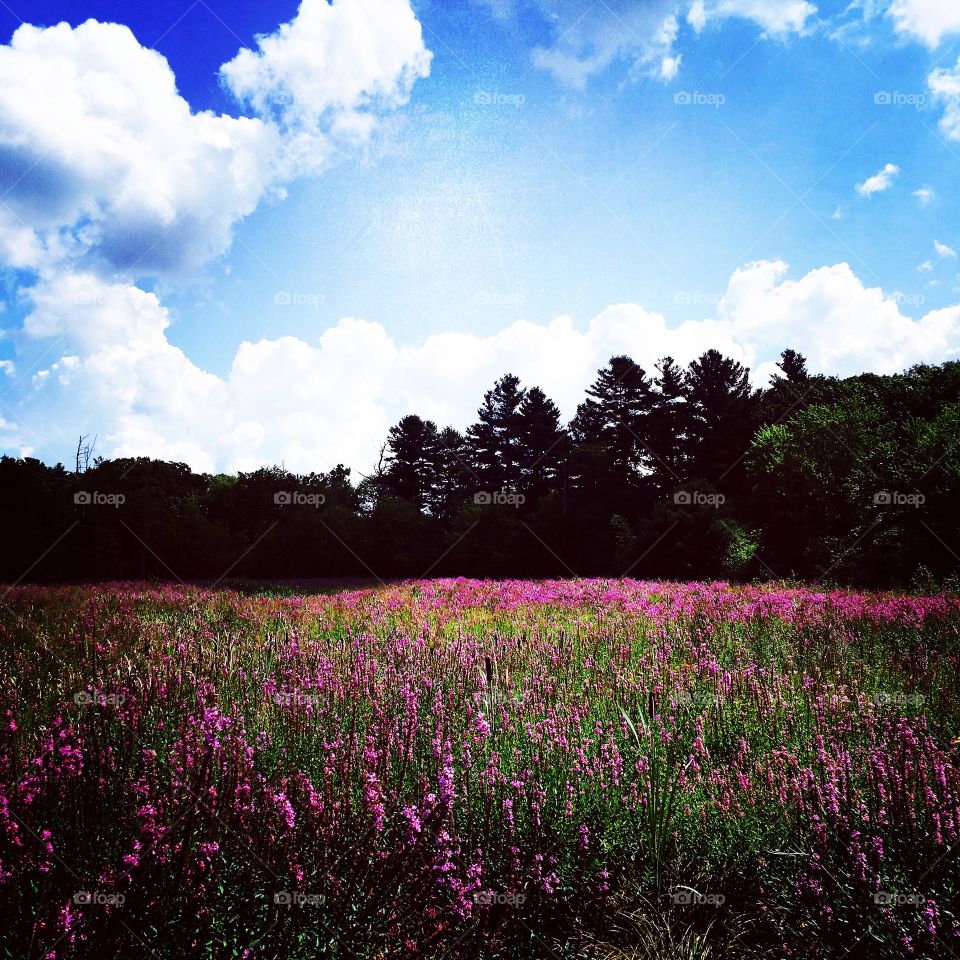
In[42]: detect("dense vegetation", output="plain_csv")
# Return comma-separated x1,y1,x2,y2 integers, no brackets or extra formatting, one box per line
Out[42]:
1,580,958,958
2,350,958,586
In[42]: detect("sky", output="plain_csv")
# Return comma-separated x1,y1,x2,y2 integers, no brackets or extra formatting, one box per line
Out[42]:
1,0,960,476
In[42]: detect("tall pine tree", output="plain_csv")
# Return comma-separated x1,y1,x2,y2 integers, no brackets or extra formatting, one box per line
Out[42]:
467,374,526,492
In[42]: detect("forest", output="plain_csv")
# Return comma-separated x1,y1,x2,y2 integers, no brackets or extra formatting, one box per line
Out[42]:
2,348,958,587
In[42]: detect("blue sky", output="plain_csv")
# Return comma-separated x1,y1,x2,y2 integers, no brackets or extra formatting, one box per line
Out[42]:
1,0,960,473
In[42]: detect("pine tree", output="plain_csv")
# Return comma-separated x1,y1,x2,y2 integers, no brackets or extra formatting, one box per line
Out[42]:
683,349,757,488
517,386,567,500
645,356,690,490
570,356,653,487
467,374,526,492
760,349,819,425
383,414,440,510
427,427,471,519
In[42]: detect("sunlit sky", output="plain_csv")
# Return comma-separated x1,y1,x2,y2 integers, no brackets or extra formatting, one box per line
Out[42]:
1,0,960,474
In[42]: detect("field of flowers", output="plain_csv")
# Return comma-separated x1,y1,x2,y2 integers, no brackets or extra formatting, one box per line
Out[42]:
1,579,958,959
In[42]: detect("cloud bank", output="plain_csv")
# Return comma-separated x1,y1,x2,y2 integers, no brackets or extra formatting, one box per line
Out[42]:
10,259,959,473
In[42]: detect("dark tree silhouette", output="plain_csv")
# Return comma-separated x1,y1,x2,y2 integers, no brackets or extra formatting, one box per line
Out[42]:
467,374,526,493
683,349,757,491
1,354,957,588
517,386,567,501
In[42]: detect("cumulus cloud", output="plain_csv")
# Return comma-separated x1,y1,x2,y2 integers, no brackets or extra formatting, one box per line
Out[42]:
0,20,280,279
929,58,960,140
0,2,435,463
0,5,431,281
914,185,935,204
855,162,899,196
11,260,960,474
889,0,960,47
220,0,432,175
935,240,957,259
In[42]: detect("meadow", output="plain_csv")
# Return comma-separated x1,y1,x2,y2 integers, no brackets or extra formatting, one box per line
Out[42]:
1,579,958,959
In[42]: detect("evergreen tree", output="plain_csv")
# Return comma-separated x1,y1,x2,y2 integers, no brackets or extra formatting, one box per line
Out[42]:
646,356,690,490
427,427,472,519
684,349,757,489
517,386,567,500
467,374,526,492
570,356,653,488
383,414,440,510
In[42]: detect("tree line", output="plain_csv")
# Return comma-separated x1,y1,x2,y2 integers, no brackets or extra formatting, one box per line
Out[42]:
2,348,958,588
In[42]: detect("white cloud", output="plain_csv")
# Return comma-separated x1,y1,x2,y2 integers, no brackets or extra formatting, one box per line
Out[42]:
660,54,682,81
0,4,435,466
0,20,280,279
689,0,816,35
914,185,935,204
520,0,813,89
0,6,431,280
890,0,960,47
929,58,960,140
855,162,899,196
220,0,432,175
935,240,957,259
918,260,934,273
9,260,959,473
